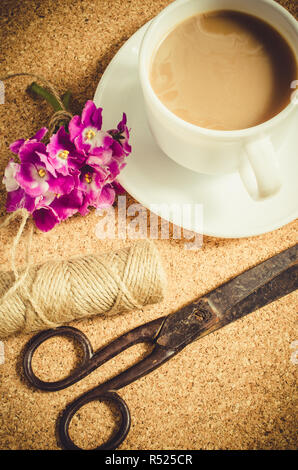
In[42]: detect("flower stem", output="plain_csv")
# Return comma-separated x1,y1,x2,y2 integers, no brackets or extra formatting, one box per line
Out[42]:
27,82,64,112
27,82,72,113
62,90,72,111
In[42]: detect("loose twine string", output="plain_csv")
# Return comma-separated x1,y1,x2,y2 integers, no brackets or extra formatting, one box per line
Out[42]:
0,74,167,339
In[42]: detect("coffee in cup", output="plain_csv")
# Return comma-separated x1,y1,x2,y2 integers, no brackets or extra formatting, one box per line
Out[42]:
139,0,298,200
150,10,297,131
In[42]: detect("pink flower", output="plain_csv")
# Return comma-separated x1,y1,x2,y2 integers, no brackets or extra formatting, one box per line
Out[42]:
46,126,86,176
69,101,114,155
77,165,109,216
15,141,75,198
3,101,131,232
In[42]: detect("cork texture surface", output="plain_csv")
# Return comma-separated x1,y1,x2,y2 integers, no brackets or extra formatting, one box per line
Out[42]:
0,0,297,450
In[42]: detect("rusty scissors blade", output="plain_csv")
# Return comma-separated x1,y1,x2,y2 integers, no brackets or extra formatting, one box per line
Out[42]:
22,244,298,450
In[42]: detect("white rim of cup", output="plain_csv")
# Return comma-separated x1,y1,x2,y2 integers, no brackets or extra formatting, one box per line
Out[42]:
139,0,298,141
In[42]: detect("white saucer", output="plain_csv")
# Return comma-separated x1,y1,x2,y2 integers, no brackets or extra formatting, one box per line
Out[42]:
94,23,298,238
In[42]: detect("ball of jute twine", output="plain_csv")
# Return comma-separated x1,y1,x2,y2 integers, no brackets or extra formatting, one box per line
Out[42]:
0,75,167,339
0,210,167,339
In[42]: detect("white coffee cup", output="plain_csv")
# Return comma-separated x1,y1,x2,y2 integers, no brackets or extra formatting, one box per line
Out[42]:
139,0,298,201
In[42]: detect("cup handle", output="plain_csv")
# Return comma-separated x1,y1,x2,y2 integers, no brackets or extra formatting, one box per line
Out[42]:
239,136,282,201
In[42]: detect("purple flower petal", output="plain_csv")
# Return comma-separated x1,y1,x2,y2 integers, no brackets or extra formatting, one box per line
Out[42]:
50,189,83,221
15,162,50,197
110,140,126,159
78,165,107,192
9,127,48,155
81,100,97,126
91,106,103,129
35,191,56,208
86,148,113,170
36,152,57,177
6,188,36,213
9,139,26,154
73,129,113,155
112,180,126,195
33,206,60,232
117,113,127,132
48,174,75,196
19,141,47,164
77,165,108,215
97,184,115,208
68,115,82,142
91,135,114,153
33,127,48,141
109,113,131,155
107,159,121,180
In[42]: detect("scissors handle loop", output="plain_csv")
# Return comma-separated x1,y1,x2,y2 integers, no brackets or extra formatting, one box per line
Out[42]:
23,326,94,391
59,390,131,450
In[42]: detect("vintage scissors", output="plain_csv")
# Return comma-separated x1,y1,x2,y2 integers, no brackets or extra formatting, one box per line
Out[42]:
23,244,298,450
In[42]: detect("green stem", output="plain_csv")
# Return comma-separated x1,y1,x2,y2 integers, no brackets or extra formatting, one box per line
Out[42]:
26,82,73,133
27,82,64,112
62,90,72,111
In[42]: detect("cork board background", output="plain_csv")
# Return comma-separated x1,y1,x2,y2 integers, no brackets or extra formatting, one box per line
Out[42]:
0,0,297,450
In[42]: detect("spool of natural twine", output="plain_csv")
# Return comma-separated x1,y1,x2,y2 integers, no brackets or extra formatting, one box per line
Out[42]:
0,237,167,339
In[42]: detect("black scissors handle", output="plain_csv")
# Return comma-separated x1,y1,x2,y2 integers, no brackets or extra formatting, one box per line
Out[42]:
23,317,174,450
59,389,131,450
